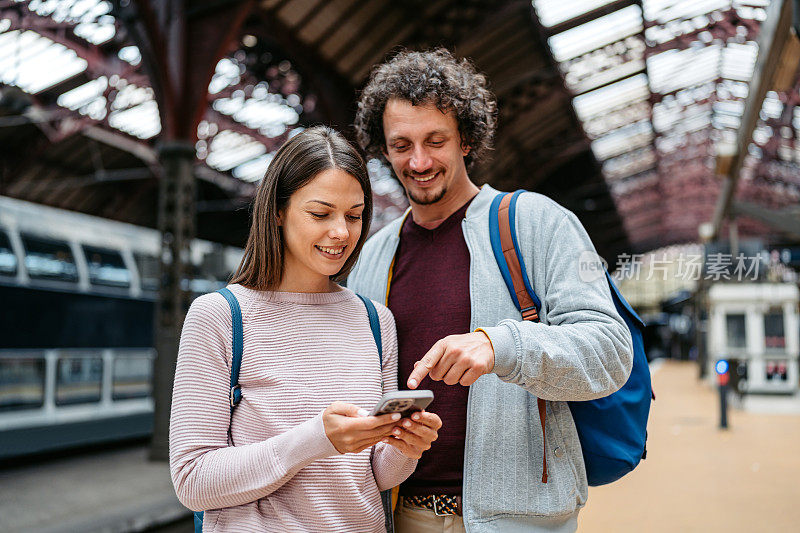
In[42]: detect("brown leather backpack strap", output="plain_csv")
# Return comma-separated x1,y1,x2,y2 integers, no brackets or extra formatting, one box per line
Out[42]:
497,194,539,322
497,192,548,483
537,397,548,483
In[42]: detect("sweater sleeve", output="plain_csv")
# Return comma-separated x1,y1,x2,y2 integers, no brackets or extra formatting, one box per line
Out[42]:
480,209,634,401
169,293,339,512
369,303,418,490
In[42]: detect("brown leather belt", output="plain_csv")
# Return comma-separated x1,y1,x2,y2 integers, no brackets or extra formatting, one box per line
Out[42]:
403,494,462,516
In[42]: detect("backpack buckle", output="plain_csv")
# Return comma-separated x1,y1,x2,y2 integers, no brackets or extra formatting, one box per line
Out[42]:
230,385,241,408
521,306,539,321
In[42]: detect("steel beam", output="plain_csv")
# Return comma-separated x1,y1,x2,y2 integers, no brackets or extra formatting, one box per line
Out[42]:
709,0,794,239
731,200,800,240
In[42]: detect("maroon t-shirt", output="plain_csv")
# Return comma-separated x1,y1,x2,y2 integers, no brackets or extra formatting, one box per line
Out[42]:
387,198,474,496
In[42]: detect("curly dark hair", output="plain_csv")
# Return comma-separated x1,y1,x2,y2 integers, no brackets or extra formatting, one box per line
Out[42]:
354,48,497,170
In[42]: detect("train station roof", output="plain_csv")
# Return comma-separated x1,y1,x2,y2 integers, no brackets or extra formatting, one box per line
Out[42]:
1,0,798,258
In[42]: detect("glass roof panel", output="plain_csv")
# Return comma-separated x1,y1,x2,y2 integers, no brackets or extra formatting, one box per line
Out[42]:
572,73,650,120
602,146,658,181
532,0,619,27
643,0,731,24
0,29,88,94
712,113,742,129
108,99,160,139
548,5,644,62
720,41,758,81
565,49,645,95
644,13,715,45
647,44,721,94
591,119,654,160
653,101,712,132
118,46,141,66
56,76,107,120
208,58,242,95
761,91,783,118
583,100,652,138
23,0,116,45
205,130,267,172
212,92,299,139
232,153,275,183
610,170,659,196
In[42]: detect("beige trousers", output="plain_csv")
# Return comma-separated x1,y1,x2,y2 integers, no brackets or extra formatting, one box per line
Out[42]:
394,499,466,533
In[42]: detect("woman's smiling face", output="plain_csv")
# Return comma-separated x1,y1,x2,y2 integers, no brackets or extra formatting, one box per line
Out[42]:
278,167,365,291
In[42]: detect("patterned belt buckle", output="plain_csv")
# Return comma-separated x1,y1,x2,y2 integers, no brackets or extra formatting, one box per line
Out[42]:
432,496,448,517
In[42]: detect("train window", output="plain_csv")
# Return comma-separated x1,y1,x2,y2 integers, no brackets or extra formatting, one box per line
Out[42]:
21,235,79,283
725,313,747,349
0,230,17,277
55,356,103,405
135,253,159,292
113,356,152,400
0,356,45,412
83,245,131,288
764,308,786,350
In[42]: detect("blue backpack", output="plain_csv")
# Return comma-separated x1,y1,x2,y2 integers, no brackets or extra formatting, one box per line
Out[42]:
193,288,393,532
488,191,652,486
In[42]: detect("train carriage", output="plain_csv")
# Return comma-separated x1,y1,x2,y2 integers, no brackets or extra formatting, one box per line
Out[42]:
0,196,242,459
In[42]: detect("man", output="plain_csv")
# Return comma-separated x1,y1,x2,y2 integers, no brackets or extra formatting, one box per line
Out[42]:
348,49,633,533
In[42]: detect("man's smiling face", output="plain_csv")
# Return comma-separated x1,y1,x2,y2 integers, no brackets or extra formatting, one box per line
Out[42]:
382,98,471,207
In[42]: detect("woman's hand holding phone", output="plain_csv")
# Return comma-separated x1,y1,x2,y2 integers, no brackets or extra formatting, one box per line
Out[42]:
381,410,442,459
323,401,402,454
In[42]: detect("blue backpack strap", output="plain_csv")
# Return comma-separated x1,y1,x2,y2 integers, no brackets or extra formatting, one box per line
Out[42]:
194,288,244,531
507,190,541,311
217,287,244,410
489,194,518,307
356,294,394,532
356,294,383,368
488,191,542,315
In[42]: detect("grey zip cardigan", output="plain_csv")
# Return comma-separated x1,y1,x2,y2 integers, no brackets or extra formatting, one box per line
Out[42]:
348,185,633,532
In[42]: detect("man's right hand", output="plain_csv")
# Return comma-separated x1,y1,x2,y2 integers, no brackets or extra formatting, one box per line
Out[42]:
323,401,402,454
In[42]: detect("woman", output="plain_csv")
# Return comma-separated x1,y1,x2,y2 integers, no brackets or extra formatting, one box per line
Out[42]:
169,126,441,532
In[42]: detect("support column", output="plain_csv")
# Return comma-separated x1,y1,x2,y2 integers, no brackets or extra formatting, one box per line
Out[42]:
696,243,709,380
150,141,196,461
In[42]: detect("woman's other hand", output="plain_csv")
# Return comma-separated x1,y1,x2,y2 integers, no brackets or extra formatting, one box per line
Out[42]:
323,402,401,454
382,410,442,459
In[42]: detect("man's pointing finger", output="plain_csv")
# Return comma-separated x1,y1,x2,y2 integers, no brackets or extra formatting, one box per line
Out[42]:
407,340,446,388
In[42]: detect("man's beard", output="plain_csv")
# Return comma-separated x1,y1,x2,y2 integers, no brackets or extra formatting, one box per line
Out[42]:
408,184,448,206
404,173,448,205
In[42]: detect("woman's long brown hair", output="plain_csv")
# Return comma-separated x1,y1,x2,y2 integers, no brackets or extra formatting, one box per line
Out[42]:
230,126,372,290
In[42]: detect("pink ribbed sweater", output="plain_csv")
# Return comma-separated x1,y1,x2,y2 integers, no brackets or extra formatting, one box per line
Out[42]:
169,284,417,532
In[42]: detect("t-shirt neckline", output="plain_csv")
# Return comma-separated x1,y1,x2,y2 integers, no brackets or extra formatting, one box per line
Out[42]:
405,196,476,236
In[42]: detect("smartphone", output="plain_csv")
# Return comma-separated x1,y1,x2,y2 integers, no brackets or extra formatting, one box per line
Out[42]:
370,390,434,417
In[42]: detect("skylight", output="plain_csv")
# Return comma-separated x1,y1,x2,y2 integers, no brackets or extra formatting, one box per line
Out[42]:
548,6,644,62
25,0,116,45
532,0,619,27
205,130,268,172
0,29,88,94
212,92,299,139
57,76,108,118
573,74,650,122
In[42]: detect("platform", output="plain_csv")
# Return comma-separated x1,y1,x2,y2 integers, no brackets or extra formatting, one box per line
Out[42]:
0,446,187,533
580,359,800,532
